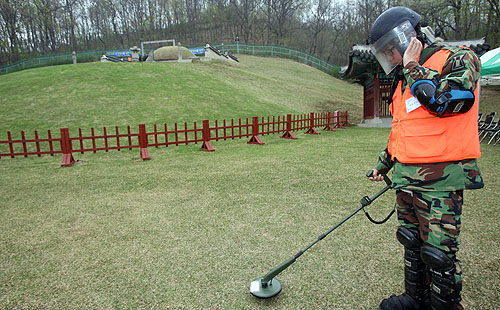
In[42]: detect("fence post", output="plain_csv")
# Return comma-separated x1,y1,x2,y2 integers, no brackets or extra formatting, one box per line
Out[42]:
343,111,353,127
201,120,215,152
248,116,264,145
334,111,344,129
304,112,320,135
7,131,14,158
138,124,150,160
281,114,297,139
323,111,336,132
60,127,75,167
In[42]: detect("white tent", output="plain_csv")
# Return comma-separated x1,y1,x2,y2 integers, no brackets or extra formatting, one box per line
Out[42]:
481,46,500,76
481,46,500,85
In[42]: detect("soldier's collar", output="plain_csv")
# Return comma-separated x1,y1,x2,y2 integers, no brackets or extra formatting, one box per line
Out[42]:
419,44,443,65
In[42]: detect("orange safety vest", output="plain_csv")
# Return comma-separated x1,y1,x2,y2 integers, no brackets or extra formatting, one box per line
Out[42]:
388,49,481,163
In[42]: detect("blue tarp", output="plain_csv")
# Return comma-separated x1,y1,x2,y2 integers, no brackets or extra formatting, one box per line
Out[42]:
106,51,132,57
189,48,205,55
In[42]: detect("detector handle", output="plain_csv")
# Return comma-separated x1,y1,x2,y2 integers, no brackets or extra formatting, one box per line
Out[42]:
366,169,392,187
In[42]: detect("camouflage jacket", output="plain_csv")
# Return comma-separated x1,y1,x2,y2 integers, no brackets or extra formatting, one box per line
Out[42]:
402,42,481,93
373,148,484,191
373,44,484,191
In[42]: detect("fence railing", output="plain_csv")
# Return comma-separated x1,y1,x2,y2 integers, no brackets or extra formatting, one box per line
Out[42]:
0,50,107,75
0,111,350,167
217,43,340,76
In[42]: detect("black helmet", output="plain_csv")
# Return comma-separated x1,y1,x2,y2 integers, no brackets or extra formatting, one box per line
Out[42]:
369,7,421,75
369,7,421,44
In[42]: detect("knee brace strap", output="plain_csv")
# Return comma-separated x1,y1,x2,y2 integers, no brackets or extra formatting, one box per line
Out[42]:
396,226,422,249
421,244,454,271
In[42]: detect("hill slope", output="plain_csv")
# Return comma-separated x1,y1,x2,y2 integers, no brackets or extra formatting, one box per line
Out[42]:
2,55,499,137
0,55,363,135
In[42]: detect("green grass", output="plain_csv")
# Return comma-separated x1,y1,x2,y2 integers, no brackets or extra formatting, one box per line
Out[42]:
0,129,499,309
0,55,363,136
0,56,500,309
479,84,500,115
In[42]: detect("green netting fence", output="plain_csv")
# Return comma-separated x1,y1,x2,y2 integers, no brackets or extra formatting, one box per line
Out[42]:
0,50,106,75
0,43,340,76
216,43,340,76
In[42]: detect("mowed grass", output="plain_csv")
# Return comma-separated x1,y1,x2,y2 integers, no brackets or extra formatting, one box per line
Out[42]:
0,128,499,309
0,55,362,136
1,56,500,309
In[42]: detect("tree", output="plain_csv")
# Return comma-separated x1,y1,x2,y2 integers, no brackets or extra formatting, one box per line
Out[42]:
0,0,21,61
63,0,79,51
0,0,497,68
305,0,332,55
231,0,260,42
263,0,304,44
485,0,500,45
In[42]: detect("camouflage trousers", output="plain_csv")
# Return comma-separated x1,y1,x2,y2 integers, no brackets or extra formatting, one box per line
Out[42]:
396,189,463,285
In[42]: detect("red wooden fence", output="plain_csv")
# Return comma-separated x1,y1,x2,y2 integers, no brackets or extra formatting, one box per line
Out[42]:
0,111,350,167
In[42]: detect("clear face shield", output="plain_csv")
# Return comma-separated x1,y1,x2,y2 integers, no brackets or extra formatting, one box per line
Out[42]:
370,20,417,75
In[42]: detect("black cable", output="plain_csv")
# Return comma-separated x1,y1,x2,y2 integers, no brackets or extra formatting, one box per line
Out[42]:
363,203,396,225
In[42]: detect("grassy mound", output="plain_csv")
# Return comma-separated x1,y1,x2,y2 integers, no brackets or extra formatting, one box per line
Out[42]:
1,54,498,137
0,55,363,135
153,46,196,60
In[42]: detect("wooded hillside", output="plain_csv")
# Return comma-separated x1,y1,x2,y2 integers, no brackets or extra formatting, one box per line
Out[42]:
1,0,499,67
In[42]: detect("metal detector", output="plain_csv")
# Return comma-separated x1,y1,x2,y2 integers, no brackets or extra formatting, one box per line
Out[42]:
249,170,393,299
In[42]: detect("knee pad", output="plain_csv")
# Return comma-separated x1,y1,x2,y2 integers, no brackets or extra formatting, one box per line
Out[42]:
397,227,428,300
420,244,454,271
396,226,422,249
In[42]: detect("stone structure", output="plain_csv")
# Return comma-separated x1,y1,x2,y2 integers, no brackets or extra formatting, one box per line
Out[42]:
203,44,239,62
130,46,141,62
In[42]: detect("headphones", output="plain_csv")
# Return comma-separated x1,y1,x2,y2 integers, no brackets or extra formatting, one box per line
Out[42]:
414,23,428,45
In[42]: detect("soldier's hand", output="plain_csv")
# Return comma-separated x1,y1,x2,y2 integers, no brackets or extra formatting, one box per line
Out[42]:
368,169,385,182
403,37,423,67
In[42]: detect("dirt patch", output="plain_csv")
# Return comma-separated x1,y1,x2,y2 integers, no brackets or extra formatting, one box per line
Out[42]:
314,101,339,111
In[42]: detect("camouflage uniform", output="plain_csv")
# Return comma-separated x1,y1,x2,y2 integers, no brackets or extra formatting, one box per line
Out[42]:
373,43,484,308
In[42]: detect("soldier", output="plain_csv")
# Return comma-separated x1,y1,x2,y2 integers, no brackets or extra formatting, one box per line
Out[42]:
366,6,484,310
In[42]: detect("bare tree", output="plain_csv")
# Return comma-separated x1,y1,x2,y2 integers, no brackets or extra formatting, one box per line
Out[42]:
1,0,498,67
231,0,260,42
0,0,23,61
485,0,500,44
263,0,304,44
305,0,332,55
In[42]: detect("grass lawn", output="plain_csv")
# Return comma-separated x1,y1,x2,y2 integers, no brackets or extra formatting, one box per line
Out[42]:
0,56,499,309
0,127,499,309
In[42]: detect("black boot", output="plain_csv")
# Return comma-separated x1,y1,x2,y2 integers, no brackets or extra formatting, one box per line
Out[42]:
379,246,431,310
380,293,423,310
421,244,463,310
404,246,431,307
380,227,431,310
